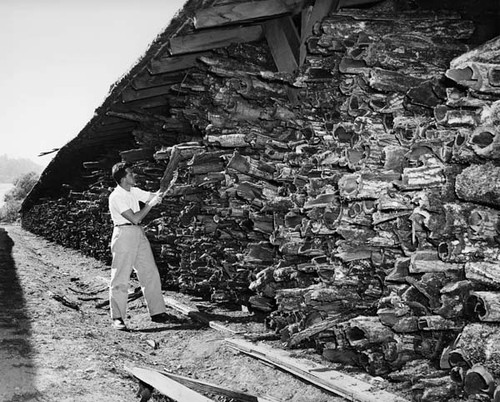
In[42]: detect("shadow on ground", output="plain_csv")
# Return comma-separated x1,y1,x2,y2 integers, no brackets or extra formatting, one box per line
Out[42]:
0,227,36,401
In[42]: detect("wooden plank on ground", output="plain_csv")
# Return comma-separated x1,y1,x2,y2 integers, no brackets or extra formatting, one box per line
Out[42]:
194,0,304,29
225,339,410,402
125,366,214,402
169,25,263,55
163,370,280,402
164,296,244,335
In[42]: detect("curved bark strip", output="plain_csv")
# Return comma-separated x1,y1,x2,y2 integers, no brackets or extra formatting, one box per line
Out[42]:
450,36,500,66
417,315,462,331
469,125,500,159
446,62,500,95
465,291,500,322
345,315,394,348
465,261,500,288
446,36,500,95
410,250,463,273
433,105,479,126
463,364,496,397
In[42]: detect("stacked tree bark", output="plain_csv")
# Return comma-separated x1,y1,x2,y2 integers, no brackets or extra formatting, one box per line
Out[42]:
249,12,500,402
20,2,500,400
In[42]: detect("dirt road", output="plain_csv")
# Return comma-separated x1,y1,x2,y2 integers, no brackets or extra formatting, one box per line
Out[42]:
0,224,349,402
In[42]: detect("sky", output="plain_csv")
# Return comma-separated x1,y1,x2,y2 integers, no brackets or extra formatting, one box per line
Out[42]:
0,0,187,167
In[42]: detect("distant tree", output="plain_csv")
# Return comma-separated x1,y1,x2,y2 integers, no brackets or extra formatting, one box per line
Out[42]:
0,171,39,222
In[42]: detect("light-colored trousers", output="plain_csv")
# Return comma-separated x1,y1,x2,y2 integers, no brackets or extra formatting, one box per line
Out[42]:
109,226,166,319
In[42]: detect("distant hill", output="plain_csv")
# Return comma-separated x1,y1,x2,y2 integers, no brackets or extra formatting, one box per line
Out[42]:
0,155,44,183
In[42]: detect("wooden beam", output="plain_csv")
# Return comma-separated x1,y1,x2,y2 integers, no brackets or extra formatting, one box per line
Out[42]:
338,0,383,6
82,132,134,147
125,366,214,402
264,17,300,73
110,96,170,112
88,127,135,138
106,110,167,125
96,121,136,131
99,116,130,125
168,25,264,55
132,70,187,90
225,339,410,402
299,0,339,65
121,84,173,102
194,0,305,29
149,52,211,74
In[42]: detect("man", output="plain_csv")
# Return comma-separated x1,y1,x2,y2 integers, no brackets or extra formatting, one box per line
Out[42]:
108,162,169,330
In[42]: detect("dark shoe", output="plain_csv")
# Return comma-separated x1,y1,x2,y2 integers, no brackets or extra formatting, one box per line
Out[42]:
112,318,128,331
151,312,175,323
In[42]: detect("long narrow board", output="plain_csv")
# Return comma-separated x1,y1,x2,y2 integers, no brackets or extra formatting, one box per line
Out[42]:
164,296,244,335
162,370,279,402
125,366,214,402
226,339,410,402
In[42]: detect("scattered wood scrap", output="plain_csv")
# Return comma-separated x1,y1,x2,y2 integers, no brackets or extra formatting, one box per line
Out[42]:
164,296,244,335
68,285,108,295
225,338,410,402
288,314,342,347
49,291,80,311
96,287,142,309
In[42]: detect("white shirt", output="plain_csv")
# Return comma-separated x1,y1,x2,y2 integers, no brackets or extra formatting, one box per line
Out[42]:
109,185,151,225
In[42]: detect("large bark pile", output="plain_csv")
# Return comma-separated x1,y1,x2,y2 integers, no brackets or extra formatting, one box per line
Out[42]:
21,3,500,401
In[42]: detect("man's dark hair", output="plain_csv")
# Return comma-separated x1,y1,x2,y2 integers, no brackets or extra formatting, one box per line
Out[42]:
111,162,132,184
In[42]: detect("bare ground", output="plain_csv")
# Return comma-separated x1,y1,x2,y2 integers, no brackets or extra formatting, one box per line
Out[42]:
0,224,397,402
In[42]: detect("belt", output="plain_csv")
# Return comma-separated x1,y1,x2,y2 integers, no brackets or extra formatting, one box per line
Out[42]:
114,223,136,227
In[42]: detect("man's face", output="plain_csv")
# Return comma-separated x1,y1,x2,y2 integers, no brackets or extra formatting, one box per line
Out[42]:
123,168,136,186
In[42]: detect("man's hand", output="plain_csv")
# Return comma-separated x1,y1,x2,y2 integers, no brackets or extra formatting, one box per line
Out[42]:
148,192,163,207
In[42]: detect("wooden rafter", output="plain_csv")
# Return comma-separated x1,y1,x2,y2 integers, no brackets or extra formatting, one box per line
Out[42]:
83,131,134,146
87,127,135,138
121,84,172,102
95,121,136,132
194,0,305,29
132,70,187,90
106,110,179,126
264,17,300,73
109,96,170,112
338,0,383,7
168,25,264,55
299,0,340,65
149,52,211,75
99,116,130,126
